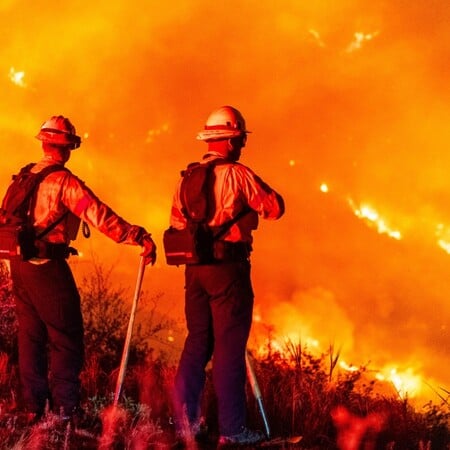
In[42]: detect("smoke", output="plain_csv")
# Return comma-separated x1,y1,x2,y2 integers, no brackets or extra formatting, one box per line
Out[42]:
0,0,449,399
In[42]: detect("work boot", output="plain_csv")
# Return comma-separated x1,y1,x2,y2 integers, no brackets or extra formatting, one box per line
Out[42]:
53,406,87,430
218,426,265,446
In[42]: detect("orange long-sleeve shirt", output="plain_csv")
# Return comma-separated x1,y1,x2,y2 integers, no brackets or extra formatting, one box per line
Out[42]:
170,153,285,245
29,156,145,247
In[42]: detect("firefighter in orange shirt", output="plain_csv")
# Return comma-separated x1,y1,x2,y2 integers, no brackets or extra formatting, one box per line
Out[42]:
5,115,156,424
170,106,284,446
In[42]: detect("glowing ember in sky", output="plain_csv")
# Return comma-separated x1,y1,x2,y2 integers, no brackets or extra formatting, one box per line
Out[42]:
145,123,170,144
8,67,26,87
346,31,380,53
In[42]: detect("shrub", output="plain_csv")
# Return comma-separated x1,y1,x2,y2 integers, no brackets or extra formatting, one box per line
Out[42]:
79,262,176,398
0,261,17,358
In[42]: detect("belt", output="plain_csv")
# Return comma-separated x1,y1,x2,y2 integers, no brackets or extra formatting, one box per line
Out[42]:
213,240,250,263
34,241,78,259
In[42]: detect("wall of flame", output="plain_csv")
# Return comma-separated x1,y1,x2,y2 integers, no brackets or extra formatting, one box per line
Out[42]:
0,0,449,401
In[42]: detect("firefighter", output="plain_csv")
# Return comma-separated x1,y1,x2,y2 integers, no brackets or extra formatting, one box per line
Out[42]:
170,106,285,446
6,115,156,424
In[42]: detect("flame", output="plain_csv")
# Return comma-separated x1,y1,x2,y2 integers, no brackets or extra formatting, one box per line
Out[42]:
349,199,402,240
254,335,321,363
437,239,450,254
258,336,423,399
308,29,326,48
349,202,450,255
436,223,450,254
341,361,423,399
252,313,320,360
375,367,422,399
339,361,359,372
254,329,424,400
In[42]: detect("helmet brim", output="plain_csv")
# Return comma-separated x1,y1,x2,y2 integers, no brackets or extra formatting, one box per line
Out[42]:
35,130,81,149
197,129,251,141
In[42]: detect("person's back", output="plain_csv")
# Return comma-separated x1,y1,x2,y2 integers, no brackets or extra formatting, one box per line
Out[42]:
170,106,284,446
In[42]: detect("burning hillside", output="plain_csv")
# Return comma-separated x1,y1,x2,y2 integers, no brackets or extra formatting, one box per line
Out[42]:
0,0,449,404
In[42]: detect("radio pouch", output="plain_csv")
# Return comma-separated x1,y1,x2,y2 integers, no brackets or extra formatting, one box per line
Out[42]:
163,223,214,266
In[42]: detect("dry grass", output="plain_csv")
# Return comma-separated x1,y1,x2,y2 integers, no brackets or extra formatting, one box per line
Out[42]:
0,347,448,449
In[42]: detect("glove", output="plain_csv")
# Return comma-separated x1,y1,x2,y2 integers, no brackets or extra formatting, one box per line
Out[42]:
140,233,157,266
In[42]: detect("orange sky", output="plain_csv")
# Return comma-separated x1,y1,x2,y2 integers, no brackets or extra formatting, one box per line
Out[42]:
1,1,449,402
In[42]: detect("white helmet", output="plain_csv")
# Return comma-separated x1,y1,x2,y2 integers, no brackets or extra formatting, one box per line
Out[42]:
197,105,250,141
35,115,81,149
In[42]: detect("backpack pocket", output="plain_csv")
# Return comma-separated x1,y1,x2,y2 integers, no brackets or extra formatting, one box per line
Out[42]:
0,224,37,260
163,224,214,266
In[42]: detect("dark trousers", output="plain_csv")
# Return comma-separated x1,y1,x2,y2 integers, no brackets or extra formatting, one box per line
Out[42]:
10,258,84,415
174,260,254,436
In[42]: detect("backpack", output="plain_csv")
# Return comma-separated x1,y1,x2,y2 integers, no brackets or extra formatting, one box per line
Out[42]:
179,160,220,223
0,163,68,260
163,160,219,266
163,159,251,266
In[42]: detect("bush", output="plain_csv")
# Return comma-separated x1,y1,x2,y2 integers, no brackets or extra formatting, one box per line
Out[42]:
0,261,17,358
243,341,450,449
79,263,176,398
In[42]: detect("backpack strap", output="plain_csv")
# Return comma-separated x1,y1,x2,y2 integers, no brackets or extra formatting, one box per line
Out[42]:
213,207,252,241
35,210,69,240
27,164,71,240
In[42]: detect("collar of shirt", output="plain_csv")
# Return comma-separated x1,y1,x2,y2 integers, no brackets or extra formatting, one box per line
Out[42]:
202,151,229,161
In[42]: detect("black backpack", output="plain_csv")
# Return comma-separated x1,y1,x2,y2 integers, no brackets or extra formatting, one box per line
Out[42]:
0,163,68,260
163,160,220,265
163,159,250,266
179,160,219,223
